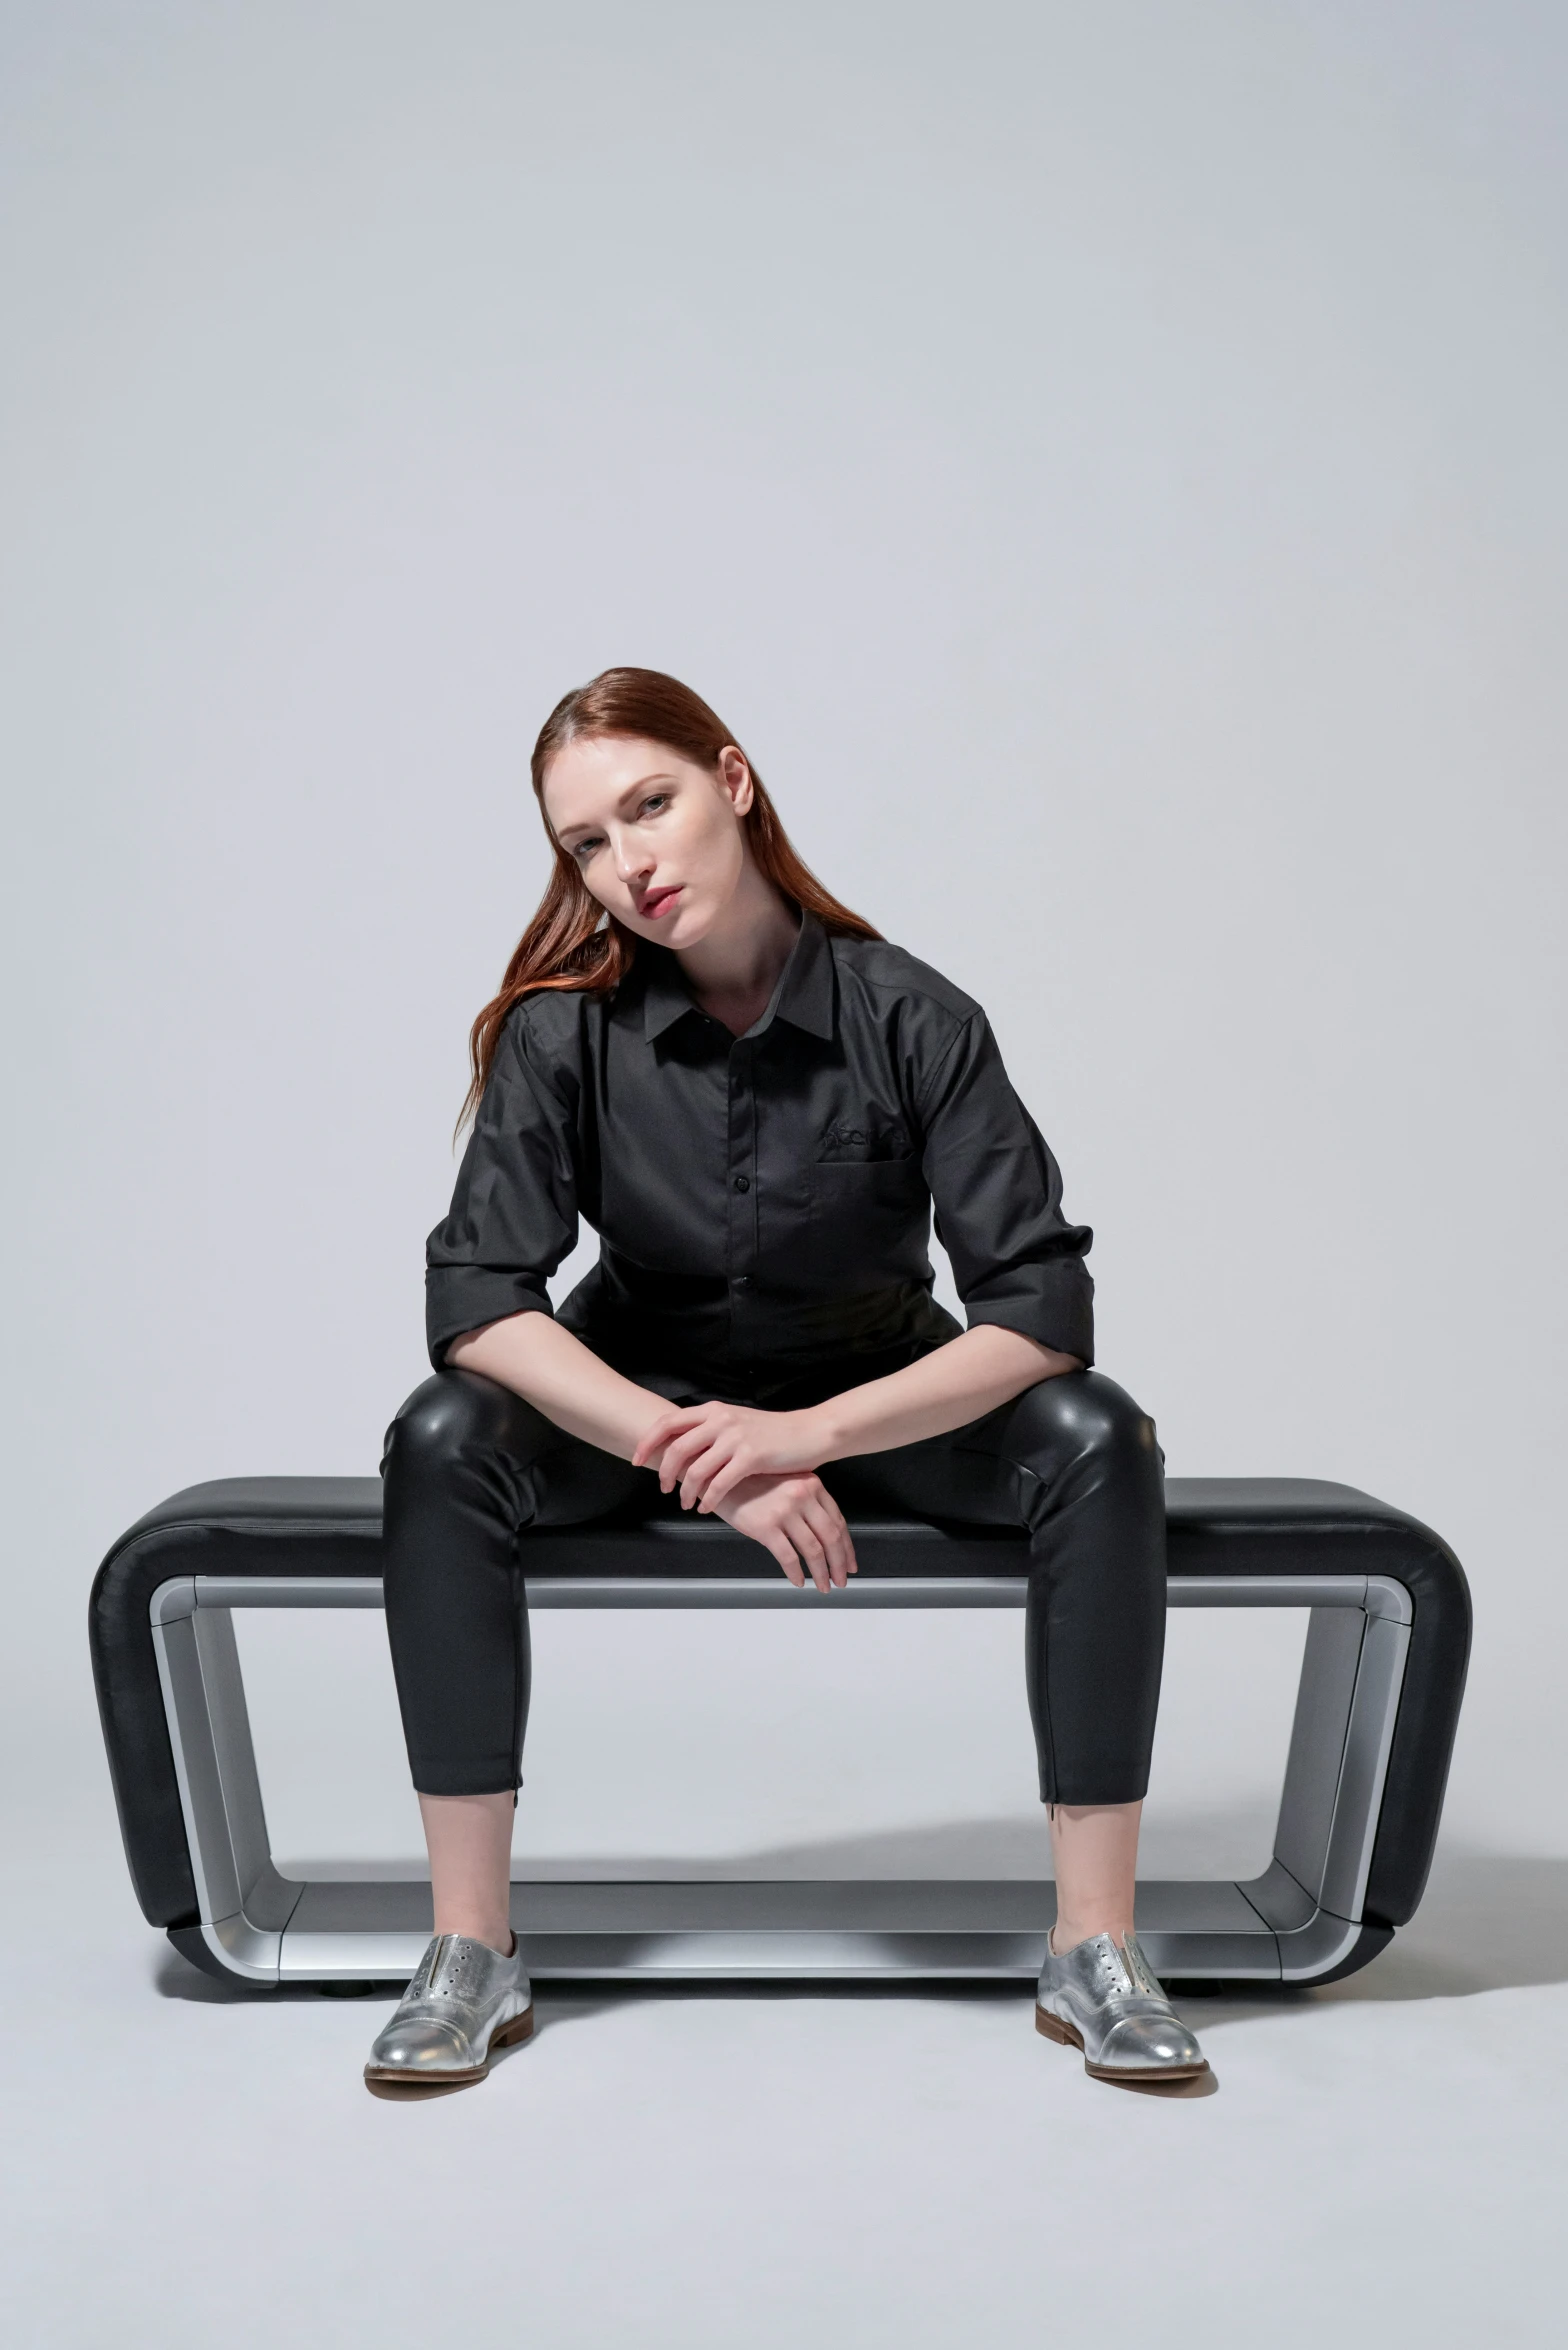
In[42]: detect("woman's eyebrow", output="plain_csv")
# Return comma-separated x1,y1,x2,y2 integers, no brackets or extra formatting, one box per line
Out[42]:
556,772,677,842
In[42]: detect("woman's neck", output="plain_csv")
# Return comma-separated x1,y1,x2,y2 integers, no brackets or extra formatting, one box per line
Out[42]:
675,874,802,1039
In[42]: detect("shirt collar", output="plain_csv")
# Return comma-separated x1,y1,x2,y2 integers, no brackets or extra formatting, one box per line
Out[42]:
636,905,836,1043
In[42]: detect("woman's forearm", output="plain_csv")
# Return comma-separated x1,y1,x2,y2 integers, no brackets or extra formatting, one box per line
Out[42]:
448,1312,1080,1481
445,1312,673,1461
814,1325,1080,1461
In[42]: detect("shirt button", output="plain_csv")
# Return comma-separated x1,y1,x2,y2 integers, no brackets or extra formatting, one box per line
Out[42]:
733,1175,750,1192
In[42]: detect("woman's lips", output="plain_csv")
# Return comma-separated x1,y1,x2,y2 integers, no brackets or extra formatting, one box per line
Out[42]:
640,886,683,919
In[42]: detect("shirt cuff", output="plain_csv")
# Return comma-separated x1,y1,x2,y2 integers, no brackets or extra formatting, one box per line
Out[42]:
425,1267,555,1369
961,1262,1095,1367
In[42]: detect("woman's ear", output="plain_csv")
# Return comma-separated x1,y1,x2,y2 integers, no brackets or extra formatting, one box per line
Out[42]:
717,745,753,815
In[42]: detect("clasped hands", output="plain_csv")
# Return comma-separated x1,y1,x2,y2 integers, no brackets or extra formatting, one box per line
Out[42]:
631,1401,857,1593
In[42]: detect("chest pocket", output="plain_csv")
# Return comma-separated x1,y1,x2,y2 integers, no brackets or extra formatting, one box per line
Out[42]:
814,1116,910,1163
808,1119,926,1269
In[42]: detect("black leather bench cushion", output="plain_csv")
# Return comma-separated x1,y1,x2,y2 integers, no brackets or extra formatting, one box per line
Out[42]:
89,1476,1469,1939
93,1471,1442,1571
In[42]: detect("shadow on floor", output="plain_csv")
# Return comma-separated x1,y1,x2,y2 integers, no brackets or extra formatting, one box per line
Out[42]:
1311,1848,1568,2002
149,1947,639,2033
153,1952,350,2004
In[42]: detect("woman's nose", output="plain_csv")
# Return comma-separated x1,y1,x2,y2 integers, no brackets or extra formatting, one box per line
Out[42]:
612,830,654,884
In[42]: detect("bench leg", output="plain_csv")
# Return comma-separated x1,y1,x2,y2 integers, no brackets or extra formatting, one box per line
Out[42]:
152,1588,298,1982
1234,1595,1409,1982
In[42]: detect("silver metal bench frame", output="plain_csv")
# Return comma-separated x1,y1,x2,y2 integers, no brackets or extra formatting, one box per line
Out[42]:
150,1568,1412,1988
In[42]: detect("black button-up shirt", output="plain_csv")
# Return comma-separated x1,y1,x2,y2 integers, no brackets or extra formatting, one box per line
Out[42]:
426,909,1094,1408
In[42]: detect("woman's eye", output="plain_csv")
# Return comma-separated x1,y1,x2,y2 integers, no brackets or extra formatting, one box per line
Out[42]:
570,796,664,859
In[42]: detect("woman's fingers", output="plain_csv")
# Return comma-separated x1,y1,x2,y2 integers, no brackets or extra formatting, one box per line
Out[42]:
643,1403,819,1496
808,1494,860,1588
695,1454,756,1515
659,1411,754,1497
659,1426,721,1492
766,1533,807,1588
803,1494,857,1587
789,1512,831,1593
632,1408,705,1471
679,1441,738,1509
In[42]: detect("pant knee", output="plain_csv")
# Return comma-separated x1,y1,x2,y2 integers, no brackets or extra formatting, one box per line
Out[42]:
1012,1370,1161,1482
380,1367,545,1491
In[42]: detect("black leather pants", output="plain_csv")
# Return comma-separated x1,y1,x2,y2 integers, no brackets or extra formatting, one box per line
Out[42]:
380,1366,1167,1806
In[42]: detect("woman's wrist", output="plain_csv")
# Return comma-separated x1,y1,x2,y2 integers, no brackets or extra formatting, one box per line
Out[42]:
804,1398,851,1466
623,1391,695,1465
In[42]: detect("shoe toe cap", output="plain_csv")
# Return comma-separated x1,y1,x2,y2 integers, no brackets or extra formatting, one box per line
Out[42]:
1097,2013,1205,2072
367,2018,473,2074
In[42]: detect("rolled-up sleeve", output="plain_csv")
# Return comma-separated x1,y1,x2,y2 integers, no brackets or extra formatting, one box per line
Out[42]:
917,1011,1095,1364
424,1006,580,1368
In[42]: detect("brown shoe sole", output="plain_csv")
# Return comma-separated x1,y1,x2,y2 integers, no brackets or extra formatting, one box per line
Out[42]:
1036,2001,1210,2083
363,2001,535,2097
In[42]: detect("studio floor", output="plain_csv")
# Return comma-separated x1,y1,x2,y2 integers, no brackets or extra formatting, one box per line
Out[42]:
7,1791,1565,2349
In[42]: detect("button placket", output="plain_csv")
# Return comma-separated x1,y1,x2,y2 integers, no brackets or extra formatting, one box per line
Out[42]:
727,1039,759,1306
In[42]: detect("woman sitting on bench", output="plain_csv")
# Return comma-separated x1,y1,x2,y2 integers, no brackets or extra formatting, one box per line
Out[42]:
366,666,1208,2094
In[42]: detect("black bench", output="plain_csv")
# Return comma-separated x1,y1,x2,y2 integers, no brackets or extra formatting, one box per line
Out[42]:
90,1474,1469,1990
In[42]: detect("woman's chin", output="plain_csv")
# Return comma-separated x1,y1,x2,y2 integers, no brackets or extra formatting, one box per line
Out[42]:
630,899,706,948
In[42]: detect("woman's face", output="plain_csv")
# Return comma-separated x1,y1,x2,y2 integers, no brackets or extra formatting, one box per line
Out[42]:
540,732,753,949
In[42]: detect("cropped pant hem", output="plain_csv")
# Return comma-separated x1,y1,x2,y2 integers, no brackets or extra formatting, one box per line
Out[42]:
409,1758,524,1799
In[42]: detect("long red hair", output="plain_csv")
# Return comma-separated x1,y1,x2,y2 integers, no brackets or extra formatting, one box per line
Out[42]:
461,667,882,1128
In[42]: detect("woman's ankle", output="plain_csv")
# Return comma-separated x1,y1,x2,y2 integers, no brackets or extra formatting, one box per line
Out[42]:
433,1917,515,1957
1050,1918,1133,1957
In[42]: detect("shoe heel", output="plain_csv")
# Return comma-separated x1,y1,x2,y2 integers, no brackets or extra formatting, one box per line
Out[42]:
491,2003,535,2052
1035,2005,1074,2046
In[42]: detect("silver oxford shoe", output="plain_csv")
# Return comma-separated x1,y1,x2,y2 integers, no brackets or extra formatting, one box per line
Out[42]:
364,1931,534,2094
1035,1928,1209,2084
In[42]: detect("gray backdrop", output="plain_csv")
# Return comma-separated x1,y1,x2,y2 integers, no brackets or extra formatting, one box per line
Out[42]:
3,2,1564,1896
